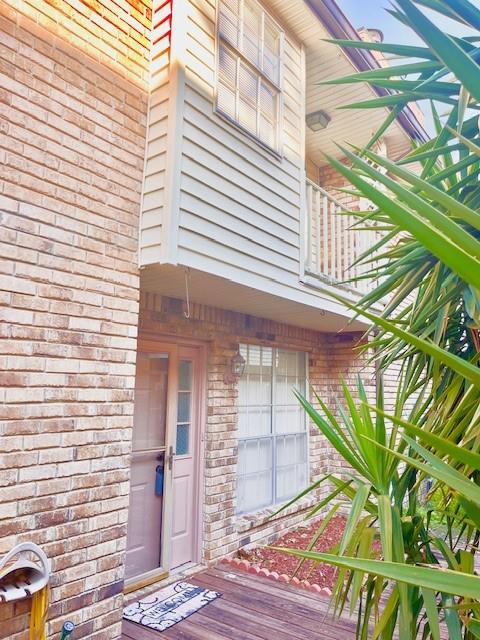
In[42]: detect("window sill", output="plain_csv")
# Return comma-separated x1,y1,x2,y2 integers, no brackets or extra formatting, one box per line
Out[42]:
235,494,317,534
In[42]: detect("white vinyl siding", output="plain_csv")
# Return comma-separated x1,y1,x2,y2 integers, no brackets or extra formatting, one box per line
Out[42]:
174,0,304,301
140,0,311,315
139,0,172,265
237,344,308,514
217,0,282,151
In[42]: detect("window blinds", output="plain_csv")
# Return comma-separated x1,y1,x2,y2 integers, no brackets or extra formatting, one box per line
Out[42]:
236,345,308,514
217,0,281,151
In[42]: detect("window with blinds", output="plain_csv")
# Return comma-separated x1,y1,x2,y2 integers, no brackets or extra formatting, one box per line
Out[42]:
217,0,283,152
236,344,308,514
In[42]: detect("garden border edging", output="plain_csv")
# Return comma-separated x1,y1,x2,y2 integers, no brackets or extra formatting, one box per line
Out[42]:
220,557,332,596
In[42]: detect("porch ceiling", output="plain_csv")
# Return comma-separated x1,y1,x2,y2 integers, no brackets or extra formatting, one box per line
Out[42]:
265,0,428,166
140,264,369,333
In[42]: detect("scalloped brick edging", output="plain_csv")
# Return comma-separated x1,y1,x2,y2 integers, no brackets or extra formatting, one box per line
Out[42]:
221,557,332,597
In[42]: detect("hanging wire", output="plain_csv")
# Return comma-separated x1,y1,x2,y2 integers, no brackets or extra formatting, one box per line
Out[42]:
183,268,191,319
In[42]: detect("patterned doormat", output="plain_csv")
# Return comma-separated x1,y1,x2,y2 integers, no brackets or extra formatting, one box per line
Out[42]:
123,581,221,633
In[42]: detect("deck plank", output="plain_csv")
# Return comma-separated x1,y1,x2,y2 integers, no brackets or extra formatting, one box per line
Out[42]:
200,565,332,608
194,567,329,608
122,564,451,640
122,566,357,640
177,610,275,640
196,598,323,640
190,572,340,633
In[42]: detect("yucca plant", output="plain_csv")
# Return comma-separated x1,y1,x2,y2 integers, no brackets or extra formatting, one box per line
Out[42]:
276,377,480,639
274,1,480,638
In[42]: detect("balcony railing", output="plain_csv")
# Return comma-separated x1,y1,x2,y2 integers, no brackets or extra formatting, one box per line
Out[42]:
304,180,380,295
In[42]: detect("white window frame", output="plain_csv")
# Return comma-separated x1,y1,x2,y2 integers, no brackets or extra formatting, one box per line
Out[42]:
236,345,309,515
215,0,284,156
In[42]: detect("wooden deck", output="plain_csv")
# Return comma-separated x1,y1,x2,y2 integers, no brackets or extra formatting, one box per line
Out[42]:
122,564,357,640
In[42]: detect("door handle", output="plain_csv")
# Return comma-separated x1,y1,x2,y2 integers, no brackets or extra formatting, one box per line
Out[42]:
167,445,174,471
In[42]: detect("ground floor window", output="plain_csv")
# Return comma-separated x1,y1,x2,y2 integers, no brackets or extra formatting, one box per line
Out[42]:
236,344,308,514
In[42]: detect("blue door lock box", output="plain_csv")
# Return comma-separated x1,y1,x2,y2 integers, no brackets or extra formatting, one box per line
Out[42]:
155,465,164,496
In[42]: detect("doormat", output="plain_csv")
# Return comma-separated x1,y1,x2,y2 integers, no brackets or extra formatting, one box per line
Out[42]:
123,581,221,633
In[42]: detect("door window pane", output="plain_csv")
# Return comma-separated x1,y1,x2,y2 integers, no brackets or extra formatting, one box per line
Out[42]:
133,353,169,451
177,392,191,423
176,360,193,457
179,361,192,391
176,424,190,456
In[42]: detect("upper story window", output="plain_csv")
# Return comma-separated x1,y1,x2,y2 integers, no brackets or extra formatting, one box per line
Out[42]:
236,344,308,514
217,0,283,152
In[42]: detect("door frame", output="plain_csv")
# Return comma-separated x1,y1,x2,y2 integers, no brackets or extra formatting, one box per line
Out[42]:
124,335,207,592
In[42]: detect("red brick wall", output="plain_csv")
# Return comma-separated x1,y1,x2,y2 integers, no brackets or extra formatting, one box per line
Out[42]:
0,1,150,637
138,293,375,563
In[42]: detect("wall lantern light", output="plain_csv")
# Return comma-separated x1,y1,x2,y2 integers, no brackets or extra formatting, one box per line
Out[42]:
224,348,246,384
306,110,331,132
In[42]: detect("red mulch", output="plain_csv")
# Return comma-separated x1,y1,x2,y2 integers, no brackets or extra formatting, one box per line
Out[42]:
237,515,347,590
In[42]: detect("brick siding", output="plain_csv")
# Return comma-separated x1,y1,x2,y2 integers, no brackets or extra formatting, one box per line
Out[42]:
139,293,375,563
0,1,149,637
0,2,397,637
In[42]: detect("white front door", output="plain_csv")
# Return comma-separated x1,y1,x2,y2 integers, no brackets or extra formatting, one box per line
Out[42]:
125,341,203,583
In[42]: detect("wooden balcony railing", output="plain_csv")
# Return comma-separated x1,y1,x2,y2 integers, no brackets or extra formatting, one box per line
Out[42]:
304,180,380,295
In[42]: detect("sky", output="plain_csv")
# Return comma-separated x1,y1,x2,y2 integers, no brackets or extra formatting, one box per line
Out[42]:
337,1,470,137
337,0,468,44
338,0,420,45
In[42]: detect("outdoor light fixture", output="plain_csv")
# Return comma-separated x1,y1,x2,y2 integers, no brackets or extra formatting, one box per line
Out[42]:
306,110,331,132
224,348,246,384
